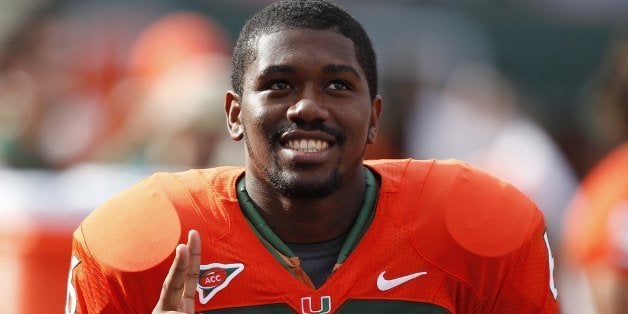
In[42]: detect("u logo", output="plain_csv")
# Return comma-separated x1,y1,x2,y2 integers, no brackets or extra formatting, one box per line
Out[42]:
300,296,331,314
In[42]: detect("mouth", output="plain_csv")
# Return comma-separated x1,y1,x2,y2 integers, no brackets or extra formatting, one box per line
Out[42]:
285,138,330,152
271,124,344,160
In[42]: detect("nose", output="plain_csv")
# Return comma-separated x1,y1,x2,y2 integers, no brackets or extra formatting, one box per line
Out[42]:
286,90,329,125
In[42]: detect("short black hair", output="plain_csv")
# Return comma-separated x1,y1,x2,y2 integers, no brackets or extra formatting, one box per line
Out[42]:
231,0,378,99
595,39,628,139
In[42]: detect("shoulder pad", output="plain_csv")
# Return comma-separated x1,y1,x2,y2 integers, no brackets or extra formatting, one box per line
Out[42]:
80,167,243,272
420,160,538,258
81,173,182,272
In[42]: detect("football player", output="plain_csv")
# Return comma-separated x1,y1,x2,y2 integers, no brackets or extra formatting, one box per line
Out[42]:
67,1,559,313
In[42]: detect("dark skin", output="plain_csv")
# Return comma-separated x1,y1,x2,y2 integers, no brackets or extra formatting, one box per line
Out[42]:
153,28,382,313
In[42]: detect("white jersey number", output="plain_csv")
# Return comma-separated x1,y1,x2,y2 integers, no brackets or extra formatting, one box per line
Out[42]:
543,231,558,300
65,255,81,314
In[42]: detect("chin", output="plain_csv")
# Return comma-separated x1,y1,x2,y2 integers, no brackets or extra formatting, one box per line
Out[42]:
268,169,342,199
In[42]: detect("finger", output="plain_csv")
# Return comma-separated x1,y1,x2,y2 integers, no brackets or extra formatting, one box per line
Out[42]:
157,243,190,311
180,230,201,313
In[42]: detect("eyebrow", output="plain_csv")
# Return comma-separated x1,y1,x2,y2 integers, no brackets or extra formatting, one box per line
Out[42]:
322,64,360,79
259,65,295,77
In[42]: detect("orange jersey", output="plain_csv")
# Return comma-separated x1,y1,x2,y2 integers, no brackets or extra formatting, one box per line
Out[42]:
67,159,558,313
563,142,628,271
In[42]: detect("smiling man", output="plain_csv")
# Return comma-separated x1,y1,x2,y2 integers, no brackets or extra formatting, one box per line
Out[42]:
66,1,559,313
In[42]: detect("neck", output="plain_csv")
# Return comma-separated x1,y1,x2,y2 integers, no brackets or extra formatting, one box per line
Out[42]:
244,168,366,243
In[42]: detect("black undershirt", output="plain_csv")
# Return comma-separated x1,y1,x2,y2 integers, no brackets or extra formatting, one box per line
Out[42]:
286,234,347,288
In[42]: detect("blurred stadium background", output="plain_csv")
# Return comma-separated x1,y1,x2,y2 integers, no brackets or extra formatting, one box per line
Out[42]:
2,0,628,312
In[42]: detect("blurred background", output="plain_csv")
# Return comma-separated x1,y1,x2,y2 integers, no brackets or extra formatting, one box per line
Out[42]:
1,0,628,313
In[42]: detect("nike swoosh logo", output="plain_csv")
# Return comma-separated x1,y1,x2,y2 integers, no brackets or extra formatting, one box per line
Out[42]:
377,271,427,291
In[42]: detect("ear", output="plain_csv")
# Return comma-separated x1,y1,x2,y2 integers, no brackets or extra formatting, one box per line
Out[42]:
367,95,382,144
225,91,243,141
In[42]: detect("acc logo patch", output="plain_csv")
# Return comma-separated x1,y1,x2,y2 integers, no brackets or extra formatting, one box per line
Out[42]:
196,262,244,304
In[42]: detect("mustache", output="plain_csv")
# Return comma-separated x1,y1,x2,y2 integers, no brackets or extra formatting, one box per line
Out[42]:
268,122,346,145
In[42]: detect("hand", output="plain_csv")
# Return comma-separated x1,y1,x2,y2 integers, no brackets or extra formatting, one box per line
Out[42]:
153,230,201,313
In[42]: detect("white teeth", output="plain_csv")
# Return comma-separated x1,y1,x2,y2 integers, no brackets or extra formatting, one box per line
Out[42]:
287,139,329,152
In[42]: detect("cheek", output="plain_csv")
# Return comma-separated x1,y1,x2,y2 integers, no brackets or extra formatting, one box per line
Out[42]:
342,110,371,141
241,103,284,143
244,111,273,136
241,97,266,126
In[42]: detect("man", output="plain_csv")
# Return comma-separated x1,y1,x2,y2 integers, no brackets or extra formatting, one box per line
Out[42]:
562,39,628,314
66,1,559,313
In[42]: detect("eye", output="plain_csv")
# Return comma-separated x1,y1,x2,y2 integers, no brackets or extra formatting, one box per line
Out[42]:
269,81,291,90
327,80,349,90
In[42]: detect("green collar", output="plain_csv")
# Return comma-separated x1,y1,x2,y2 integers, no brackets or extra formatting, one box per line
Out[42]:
236,167,379,266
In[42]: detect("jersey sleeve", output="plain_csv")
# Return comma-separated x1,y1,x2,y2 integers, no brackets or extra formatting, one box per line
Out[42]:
474,210,559,313
66,227,128,313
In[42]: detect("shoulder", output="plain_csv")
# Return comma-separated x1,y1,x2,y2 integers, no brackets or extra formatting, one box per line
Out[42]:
414,159,542,257
367,159,543,253
563,143,628,265
582,143,628,193
401,159,546,296
77,166,243,272
365,158,433,192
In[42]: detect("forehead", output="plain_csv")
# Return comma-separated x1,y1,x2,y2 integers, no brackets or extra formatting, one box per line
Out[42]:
248,28,363,77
